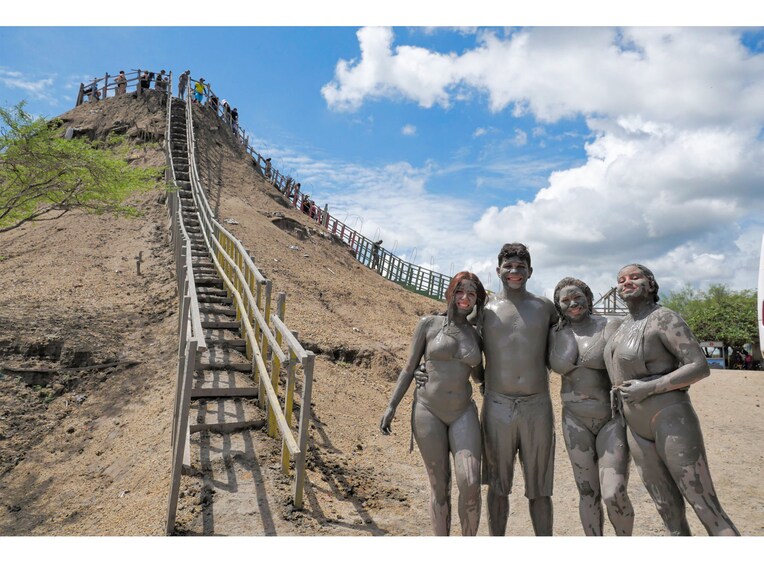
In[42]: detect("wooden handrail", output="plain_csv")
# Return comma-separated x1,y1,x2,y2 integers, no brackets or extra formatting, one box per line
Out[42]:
182,93,314,508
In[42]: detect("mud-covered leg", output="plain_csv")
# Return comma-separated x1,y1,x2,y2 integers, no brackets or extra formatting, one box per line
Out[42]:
482,396,514,536
486,487,509,536
561,408,603,535
413,402,452,535
654,403,740,536
596,419,634,535
528,497,553,536
522,395,555,536
450,404,482,536
627,426,690,535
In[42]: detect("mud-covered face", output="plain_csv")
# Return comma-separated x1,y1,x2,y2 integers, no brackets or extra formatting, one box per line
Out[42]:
558,285,589,322
453,280,478,313
617,265,654,301
497,255,531,290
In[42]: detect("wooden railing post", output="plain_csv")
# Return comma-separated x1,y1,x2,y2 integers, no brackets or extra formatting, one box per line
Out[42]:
166,337,197,535
293,351,314,509
268,292,286,439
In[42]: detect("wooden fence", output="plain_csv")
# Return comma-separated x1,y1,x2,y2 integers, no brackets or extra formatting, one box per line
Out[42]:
75,69,171,106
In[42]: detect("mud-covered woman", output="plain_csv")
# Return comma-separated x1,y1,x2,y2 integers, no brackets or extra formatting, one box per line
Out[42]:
380,271,485,535
604,264,739,535
548,277,634,535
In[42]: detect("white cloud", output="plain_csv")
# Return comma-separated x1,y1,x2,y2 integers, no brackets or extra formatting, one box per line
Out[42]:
420,27,480,37
0,69,57,104
323,27,764,125
401,124,416,136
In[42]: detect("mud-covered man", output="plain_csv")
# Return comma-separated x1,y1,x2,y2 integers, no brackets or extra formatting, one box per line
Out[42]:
478,242,558,535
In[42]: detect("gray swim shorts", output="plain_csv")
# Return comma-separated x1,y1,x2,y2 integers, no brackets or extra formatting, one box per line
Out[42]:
481,390,555,499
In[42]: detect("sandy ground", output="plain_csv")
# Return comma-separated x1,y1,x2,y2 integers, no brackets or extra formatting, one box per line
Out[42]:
1,92,762,540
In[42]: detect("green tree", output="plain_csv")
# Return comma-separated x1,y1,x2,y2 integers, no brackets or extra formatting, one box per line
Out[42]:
0,101,159,233
663,284,757,349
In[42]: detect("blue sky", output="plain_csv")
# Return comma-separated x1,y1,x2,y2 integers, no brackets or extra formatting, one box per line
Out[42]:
3,3,764,301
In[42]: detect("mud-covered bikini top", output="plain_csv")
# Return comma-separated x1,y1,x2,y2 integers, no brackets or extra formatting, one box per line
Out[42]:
549,323,607,376
426,319,482,368
604,309,653,382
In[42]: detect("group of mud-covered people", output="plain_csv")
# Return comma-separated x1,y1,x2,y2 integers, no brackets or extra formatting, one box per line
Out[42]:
380,242,740,537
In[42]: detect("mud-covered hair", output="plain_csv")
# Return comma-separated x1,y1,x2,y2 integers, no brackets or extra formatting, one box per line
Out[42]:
553,277,594,329
497,242,531,268
446,271,487,316
620,263,660,303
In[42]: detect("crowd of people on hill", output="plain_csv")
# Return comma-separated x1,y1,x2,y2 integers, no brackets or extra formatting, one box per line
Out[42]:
81,68,171,103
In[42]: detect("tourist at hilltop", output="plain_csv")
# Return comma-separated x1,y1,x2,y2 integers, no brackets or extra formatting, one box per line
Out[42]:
231,107,239,133
84,80,101,102
221,99,231,124
154,70,168,94
177,70,190,100
193,77,206,104
115,71,127,95
139,71,153,92
208,94,219,112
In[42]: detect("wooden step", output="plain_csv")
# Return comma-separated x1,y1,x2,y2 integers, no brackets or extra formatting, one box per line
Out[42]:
201,319,240,330
188,397,264,434
198,304,237,316
198,295,233,305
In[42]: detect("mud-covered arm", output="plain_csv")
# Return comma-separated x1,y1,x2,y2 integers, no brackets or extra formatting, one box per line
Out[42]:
602,317,623,386
380,317,429,434
543,297,560,369
619,309,709,404
546,326,556,370
545,297,560,327
471,308,486,391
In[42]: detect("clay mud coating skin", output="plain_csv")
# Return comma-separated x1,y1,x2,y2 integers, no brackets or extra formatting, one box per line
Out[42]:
548,278,634,535
603,264,740,536
478,243,558,536
380,273,485,535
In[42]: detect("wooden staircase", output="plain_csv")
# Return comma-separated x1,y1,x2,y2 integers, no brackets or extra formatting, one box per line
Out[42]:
169,98,263,435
